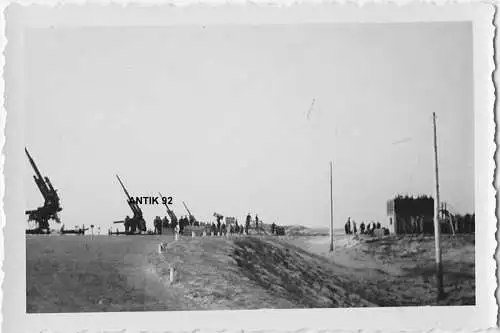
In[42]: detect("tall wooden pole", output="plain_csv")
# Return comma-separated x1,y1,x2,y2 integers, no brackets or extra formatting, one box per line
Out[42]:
432,112,444,300
329,160,334,252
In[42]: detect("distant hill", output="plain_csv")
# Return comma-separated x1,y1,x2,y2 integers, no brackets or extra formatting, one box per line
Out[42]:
281,225,330,237
249,222,330,237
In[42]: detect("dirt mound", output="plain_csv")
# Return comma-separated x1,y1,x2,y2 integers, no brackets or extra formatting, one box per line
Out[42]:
155,236,375,310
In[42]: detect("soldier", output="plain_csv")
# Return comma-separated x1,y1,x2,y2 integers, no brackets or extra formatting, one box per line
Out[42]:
360,221,365,234
154,216,162,235
124,216,131,233
255,215,259,230
246,213,251,234
180,216,186,235
216,215,222,234
171,218,178,235
344,217,351,235
162,216,170,230
352,220,357,235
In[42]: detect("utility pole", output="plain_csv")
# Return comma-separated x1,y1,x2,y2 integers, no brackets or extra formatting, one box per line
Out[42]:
432,112,444,300
329,160,334,252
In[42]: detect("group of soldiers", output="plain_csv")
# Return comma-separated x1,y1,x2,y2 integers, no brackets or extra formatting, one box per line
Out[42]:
270,222,286,236
345,217,383,236
152,215,201,235
147,211,286,237
205,213,254,236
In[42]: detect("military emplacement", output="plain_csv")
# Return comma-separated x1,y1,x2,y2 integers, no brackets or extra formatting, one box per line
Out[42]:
24,148,470,241
24,148,288,237
110,174,147,235
25,148,62,234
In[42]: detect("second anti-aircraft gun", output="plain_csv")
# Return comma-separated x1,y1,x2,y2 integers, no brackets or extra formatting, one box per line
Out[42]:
25,148,62,234
182,201,198,225
113,175,147,234
159,191,178,227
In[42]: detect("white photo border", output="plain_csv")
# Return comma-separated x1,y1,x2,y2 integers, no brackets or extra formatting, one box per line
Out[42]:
1,2,497,333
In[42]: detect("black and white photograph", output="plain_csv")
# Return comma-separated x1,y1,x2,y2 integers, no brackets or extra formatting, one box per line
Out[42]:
2,3,497,332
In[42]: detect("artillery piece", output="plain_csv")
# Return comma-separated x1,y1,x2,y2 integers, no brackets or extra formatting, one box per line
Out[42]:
159,191,178,226
113,174,147,235
182,201,198,225
25,148,62,234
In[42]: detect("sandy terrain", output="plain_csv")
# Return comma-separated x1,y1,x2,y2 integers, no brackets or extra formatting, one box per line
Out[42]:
286,233,475,306
26,231,474,313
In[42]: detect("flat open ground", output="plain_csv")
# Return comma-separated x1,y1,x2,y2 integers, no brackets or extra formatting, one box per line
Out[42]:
26,232,474,313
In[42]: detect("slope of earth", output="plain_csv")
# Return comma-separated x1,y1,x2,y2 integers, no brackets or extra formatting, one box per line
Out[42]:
158,236,376,310
286,233,475,306
26,234,375,313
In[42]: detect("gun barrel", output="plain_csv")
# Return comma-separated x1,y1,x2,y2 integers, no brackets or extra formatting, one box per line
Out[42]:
25,148,44,180
160,192,177,222
159,192,172,212
116,174,143,217
116,175,133,201
113,220,125,224
182,201,192,215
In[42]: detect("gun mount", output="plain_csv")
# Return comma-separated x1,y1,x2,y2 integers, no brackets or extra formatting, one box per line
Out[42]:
25,148,62,234
114,174,147,235
159,192,178,225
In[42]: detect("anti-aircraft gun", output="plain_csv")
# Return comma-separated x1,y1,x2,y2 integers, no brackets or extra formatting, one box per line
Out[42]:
25,148,62,234
159,192,178,226
182,201,198,225
113,175,147,235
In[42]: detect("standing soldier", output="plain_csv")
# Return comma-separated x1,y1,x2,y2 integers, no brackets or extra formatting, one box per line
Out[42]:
162,216,170,231
181,216,187,235
246,213,251,234
255,215,259,231
344,217,351,235
171,218,178,235
216,216,222,234
124,216,131,233
154,216,162,235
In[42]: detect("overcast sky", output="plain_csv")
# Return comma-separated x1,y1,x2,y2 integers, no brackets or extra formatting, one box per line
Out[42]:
23,23,474,231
